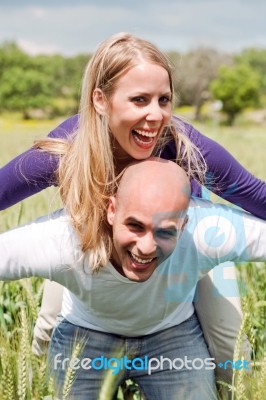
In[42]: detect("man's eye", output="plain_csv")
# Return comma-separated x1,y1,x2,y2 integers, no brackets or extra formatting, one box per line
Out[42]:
127,223,142,230
155,229,177,238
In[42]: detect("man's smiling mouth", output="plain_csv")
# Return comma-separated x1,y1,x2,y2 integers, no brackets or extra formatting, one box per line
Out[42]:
128,251,156,264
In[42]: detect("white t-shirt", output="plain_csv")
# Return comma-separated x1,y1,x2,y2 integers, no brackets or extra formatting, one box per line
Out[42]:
1,198,265,336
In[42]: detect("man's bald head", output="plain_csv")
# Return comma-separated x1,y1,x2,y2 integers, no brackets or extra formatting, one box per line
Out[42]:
107,158,191,282
116,157,190,212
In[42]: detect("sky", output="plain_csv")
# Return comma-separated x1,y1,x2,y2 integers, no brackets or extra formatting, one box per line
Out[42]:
0,0,265,56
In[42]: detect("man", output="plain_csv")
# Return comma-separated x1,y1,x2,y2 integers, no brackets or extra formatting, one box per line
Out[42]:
1,158,265,400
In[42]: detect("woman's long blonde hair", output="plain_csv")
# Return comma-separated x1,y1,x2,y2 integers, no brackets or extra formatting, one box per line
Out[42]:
34,32,206,271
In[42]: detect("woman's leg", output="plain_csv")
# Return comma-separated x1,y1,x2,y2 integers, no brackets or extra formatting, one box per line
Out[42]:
194,262,251,383
32,280,64,356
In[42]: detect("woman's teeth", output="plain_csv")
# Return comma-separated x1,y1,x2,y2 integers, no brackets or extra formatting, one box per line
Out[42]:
133,129,158,138
130,252,154,264
132,130,158,145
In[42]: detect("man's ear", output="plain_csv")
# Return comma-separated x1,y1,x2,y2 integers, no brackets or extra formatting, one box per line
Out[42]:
107,196,116,226
182,215,189,231
177,215,189,240
93,88,107,115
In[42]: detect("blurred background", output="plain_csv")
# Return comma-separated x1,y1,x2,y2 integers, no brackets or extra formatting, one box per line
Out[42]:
0,0,266,125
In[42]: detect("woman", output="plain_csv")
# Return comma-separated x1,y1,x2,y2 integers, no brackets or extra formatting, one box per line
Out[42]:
0,33,263,388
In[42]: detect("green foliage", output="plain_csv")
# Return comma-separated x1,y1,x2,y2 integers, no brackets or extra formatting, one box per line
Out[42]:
170,47,233,120
0,42,90,118
1,40,266,122
0,67,53,117
210,64,260,125
0,42,31,78
237,263,266,359
236,48,266,97
0,284,52,399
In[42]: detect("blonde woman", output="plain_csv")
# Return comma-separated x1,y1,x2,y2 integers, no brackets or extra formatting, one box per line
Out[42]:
1,33,262,385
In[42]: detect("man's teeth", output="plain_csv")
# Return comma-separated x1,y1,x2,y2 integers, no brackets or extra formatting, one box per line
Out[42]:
133,129,158,138
130,252,154,264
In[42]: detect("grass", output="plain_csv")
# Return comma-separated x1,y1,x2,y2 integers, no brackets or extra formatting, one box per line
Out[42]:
0,114,265,399
194,123,266,179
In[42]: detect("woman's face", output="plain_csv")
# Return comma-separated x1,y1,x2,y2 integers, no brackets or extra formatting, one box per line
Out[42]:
107,62,172,162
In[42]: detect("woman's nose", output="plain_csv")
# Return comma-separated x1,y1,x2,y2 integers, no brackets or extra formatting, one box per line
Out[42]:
145,102,164,122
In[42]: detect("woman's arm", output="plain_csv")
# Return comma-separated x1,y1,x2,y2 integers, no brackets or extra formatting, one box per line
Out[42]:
0,115,79,210
161,118,266,220
1,113,265,219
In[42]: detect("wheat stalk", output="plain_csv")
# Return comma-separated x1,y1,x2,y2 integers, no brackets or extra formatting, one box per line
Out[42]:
1,346,15,400
20,279,39,321
62,341,83,399
17,308,29,400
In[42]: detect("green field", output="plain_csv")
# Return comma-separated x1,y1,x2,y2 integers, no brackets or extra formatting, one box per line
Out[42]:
0,116,265,399
194,122,266,180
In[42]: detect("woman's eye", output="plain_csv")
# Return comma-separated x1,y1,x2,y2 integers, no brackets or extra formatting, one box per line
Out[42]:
159,96,171,104
132,97,146,104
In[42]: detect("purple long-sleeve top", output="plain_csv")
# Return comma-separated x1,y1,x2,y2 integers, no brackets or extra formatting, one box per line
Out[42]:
0,114,265,219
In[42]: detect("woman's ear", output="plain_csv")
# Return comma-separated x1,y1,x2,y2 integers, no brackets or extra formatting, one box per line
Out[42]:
93,88,107,115
107,196,116,226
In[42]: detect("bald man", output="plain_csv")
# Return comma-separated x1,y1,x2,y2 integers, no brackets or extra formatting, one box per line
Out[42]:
107,158,190,282
1,158,266,400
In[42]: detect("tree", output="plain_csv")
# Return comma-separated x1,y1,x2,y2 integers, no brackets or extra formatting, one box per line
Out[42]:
0,42,31,79
0,42,91,117
236,48,266,96
0,66,53,118
210,64,260,125
31,52,90,114
169,47,232,120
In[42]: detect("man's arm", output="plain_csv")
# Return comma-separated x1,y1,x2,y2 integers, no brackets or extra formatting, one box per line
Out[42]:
0,209,80,281
188,198,266,272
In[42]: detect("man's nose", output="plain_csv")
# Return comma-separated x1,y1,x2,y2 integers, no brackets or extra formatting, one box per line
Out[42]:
137,232,157,255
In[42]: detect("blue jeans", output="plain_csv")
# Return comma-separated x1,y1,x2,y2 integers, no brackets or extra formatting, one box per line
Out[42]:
48,313,216,400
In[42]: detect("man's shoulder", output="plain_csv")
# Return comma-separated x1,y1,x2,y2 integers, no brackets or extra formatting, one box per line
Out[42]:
34,208,71,230
29,208,79,246
188,197,242,215
32,209,82,265
187,197,248,232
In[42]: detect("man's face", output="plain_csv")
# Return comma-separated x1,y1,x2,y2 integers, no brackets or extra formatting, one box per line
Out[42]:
107,192,188,282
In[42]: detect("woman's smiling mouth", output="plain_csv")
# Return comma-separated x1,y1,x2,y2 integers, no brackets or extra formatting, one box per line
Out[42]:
131,129,158,147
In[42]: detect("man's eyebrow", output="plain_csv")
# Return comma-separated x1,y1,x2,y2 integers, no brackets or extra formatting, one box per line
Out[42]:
157,220,180,228
162,223,178,230
125,216,143,225
155,225,178,233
